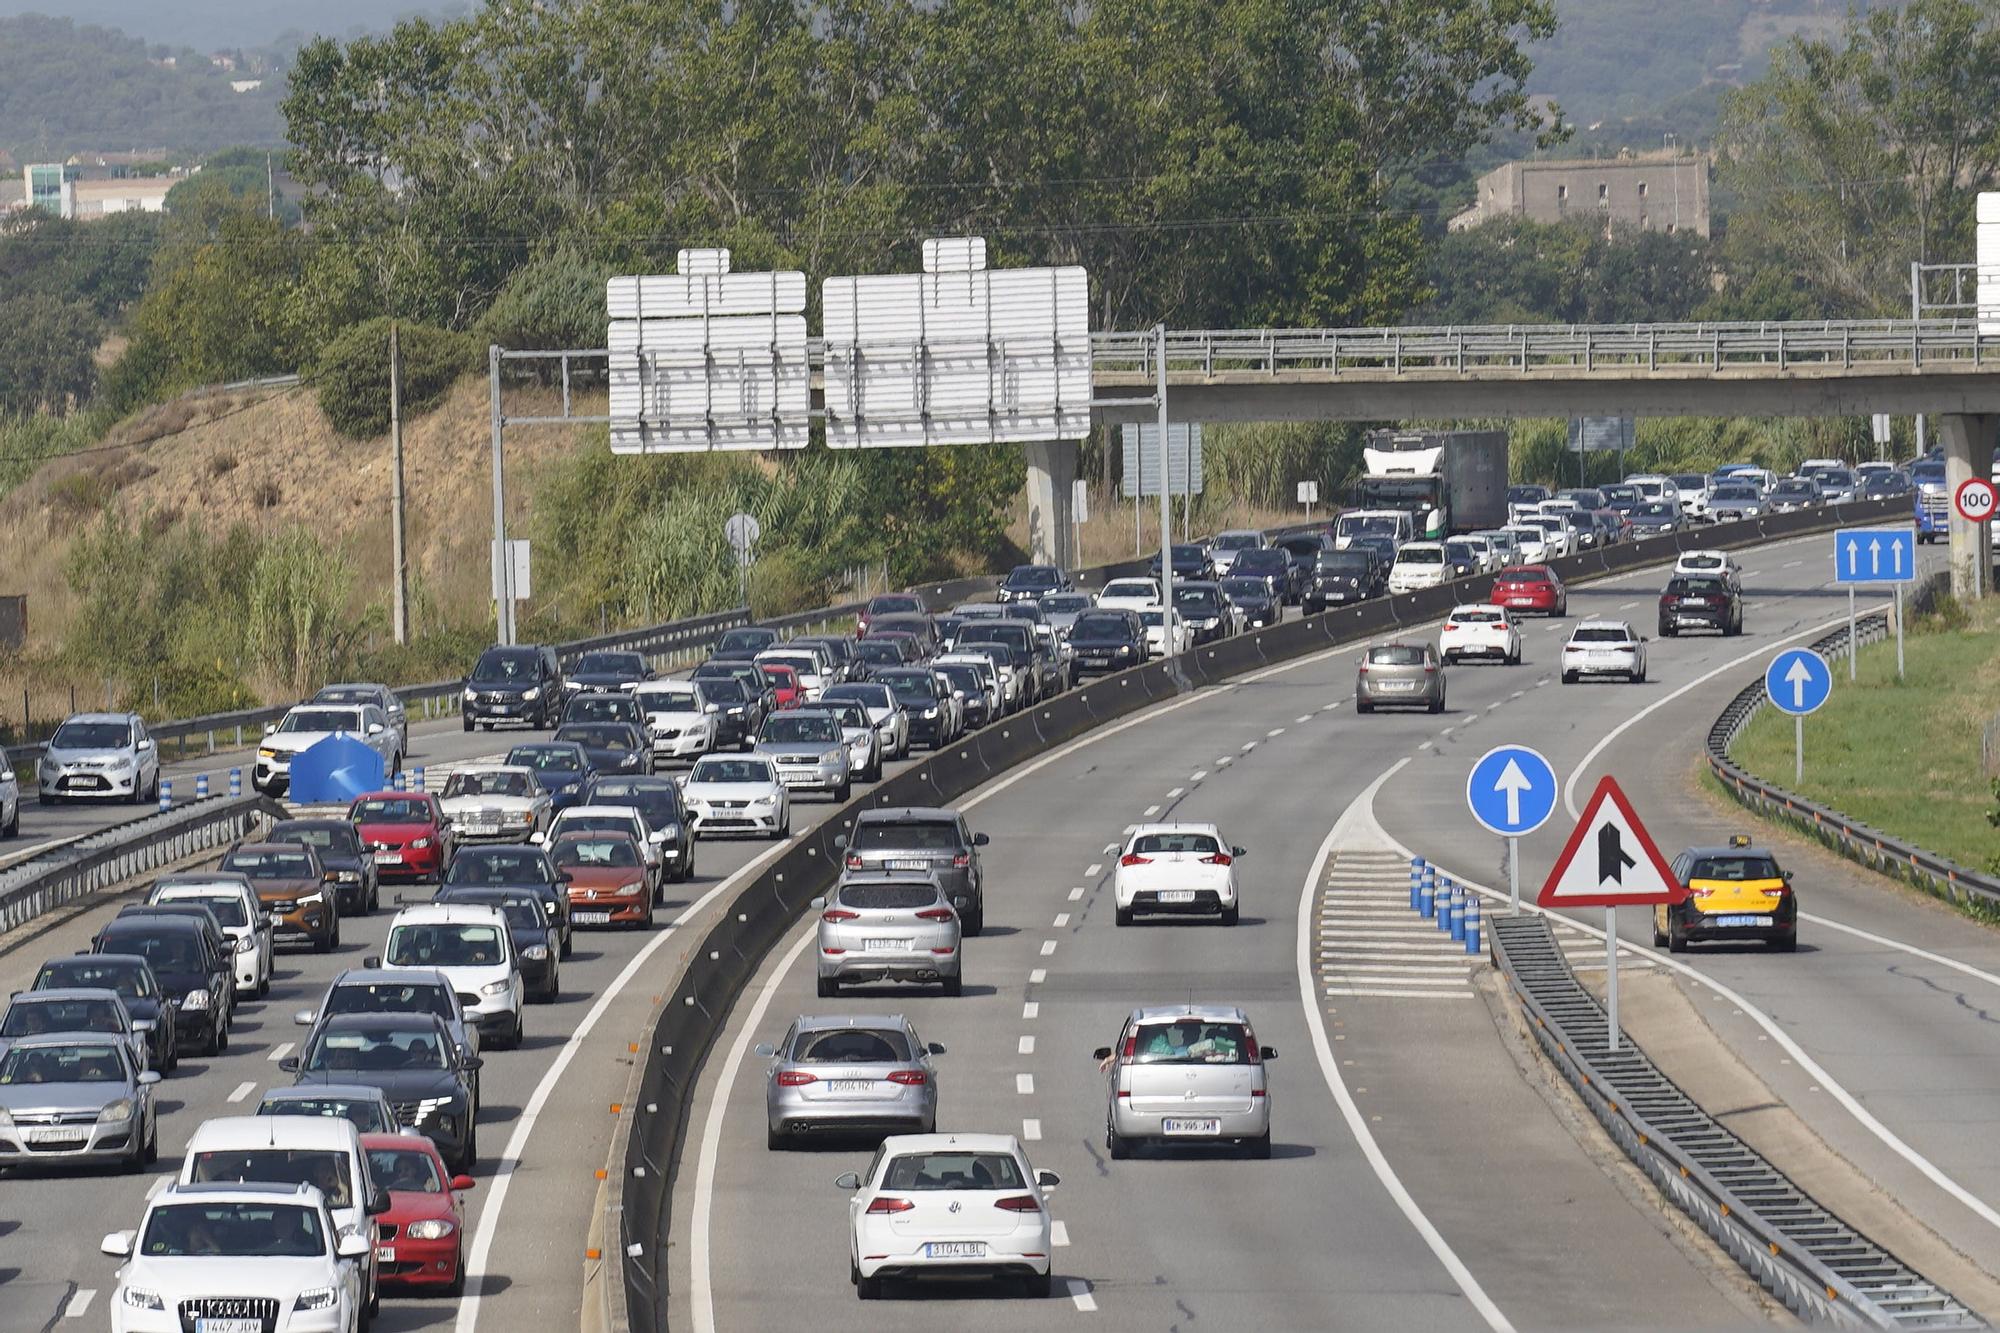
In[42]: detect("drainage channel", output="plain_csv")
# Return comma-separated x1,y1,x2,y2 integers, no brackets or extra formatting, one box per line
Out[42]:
1491,913,1980,1330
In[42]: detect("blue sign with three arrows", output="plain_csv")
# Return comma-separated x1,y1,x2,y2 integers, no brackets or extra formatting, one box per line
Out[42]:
1833,527,1916,584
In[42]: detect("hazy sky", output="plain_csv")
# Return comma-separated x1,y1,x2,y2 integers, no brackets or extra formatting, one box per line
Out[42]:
0,1,470,50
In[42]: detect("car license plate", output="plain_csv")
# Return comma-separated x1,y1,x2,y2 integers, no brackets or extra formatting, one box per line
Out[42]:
1508,597,1535,606
464,824,498,836
197,1321,262,1333
924,1242,986,1259
778,772,806,785
863,938,907,952
24,1127,85,1145
376,1245,397,1262
1158,889,1196,904
1714,914,1773,928
1383,681,1415,692
1162,1118,1222,1136
888,859,928,871
827,1080,875,1093
377,852,403,864
574,910,612,924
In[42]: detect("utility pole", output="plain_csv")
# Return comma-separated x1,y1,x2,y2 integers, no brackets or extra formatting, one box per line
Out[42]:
266,152,275,222
389,324,409,644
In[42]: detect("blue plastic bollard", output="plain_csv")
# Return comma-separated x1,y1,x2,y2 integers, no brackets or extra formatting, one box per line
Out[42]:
1419,866,1437,919
1449,888,1466,942
1465,897,1483,955
412,766,426,794
391,770,406,792
195,773,210,800
1409,857,1425,911
158,778,172,812
229,768,241,798
1435,878,1453,933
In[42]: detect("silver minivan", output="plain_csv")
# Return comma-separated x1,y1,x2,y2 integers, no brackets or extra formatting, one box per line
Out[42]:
1094,1004,1277,1159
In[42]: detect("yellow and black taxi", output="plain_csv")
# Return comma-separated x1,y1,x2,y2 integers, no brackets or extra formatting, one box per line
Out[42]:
1653,835,1797,953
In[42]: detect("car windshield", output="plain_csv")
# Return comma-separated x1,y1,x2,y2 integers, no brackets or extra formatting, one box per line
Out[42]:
163,894,249,928
315,687,380,706
444,772,534,800
701,680,748,704
1500,567,1549,583
936,668,983,695
1168,544,1205,562
1233,550,1287,571
1570,627,1633,644
367,1145,446,1193
866,595,924,616
1220,578,1272,599
100,931,199,972
141,1203,325,1258
639,687,701,711
471,649,539,683
1689,855,1783,880
879,675,935,706
1633,503,1675,518
1772,481,1813,497
1450,609,1504,624
51,721,129,749
1131,831,1222,855
575,652,644,675
260,1097,393,1134
350,798,431,823
1670,577,1729,595
959,625,1028,650
1215,533,1263,551
853,821,959,851
222,849,316,878
1712,486,1758,501
1315,553,1372,574
1173,590,1223,614
1138,610,1173,628
551,838,642,868
1367,646,1427,666
1042,594,1092,614
277,709,363,734
853,641,905,664
1862,474,1906,493
190,1150,352,1209
273,824,358,855
509,746,583,773
690,758,773,784
1820,470,1854,487
1397,547,1444,566
1506,486,1546,503
556,725,635,750
835,882,942,911
305,1026,449,1072
1007,566,1059,587
1070,612,1134,636
1,999,122,1036
882,1152,1025,1191
1128,1020,1255,1065
385,924,505,968
447,849,551,885
323,983,452,1021
0,1042,124,1083
792,1028,913,1063
554,814,637,837
1102,581,1157,600
38,959,151,999
566,697,637,722
1445,543,1477,563
762,714,840,743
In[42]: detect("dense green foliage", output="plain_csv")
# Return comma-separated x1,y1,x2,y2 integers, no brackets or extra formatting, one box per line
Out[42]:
313,317,480,440
1420,218,1715,324
166,147,302,226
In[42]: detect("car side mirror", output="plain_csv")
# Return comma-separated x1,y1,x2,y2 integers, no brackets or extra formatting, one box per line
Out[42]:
139,1070,162,1086
1036,1170,1061,1190
1260,1046,1279,1061
1782,870,1794,883
368,723,384,735
101,1231,135,1258
137,738,153,751
927,1042,945,1056
1092,1046,1112,1061
278,1056,299,1073
556,869,575,883
705,703,720,714
363,955,382,970
366,1187,391,1217
337,1233,372,1259
834,1172,861,1191
810,896,826,910
263,722,278,737
973,832,990,847
529,831,545,844
293,1010,316,1026
753,1043,777,1058
461,1053,484,1071
1232,846,1246,858
451,1174,477,1192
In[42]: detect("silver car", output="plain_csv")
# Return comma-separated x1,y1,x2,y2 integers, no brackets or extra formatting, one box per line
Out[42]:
796,699,884,783
1095,1004,1277,1159
0,1032,160,1169
756,1013,941,1149
1355,642,1446,713
37,711,159,805
313,682,410,756
0,988,149,1074
255,1082,410,1136
822,683,910,759
755,711,853,802
813,874,963,997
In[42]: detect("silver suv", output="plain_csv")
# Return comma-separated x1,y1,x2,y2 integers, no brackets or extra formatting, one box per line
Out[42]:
812,874,962,997
837,807,990,934
1354,642,1446,714
38,711,159,804
1094,1004,1277,1159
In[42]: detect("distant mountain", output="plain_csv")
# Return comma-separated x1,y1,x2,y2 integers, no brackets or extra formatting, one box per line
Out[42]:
0,1,468,52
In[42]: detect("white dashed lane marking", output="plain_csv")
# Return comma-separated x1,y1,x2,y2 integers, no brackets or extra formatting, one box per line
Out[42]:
1166,787,1184,799
1019,1035,1036,1055
1040,940,1058,956
266,1042,294,1063
1143,804,1161,817
1030,968,1047,984
1053,914,1070,928
1016,1074,1034,1094
1068,887,1085,902
228,1081,257,1103
1068,1279,1098,1312
1022,1118,1042,1141
1022,1002,1039,1020
1085,862,1102,877
65,1290,96,1318
1190,770,1208,783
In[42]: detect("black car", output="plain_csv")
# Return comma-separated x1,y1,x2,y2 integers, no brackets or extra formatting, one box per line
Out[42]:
692,661,778,734
1506,484,1550,509
1628,500,1684,535
462,643,564,731
1304,549,1383,613
504,742,593,810
1172,583,1234,644
1272,533,1333,580
560,691,647,730
91,917,231,1056
957,621,1054,700
866,614,940,657
552,721,652,776
1219,577,1281,629
1442,539,1483,579
432,889,562,1002
709,626,781,663
933,662,993,728
878,668,957,749
33,953,178,1072
1599,484,1642,516
563,650,652,696
852,636,922,671
269,817,379,916
283,1013,483,1172
1350,533,1401,572
693,676,764,750
1146,543,1215,584
1066,609,1147,678
439,844,572,956
1658,575,1744,637
1766,478,1821,513
581,774,698,887
997,564,1071,603
1860,470,1911,499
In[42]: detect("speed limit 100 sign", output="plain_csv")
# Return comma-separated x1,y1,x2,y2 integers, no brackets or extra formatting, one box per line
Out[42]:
1956,477,1998,523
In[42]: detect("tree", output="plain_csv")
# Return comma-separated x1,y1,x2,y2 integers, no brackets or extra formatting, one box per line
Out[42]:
168,147,301,226
0,293,99,416
1420,217,1713,324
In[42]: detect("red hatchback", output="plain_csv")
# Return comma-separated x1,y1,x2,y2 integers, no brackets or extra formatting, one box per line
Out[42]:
348,791,454,881
363,1132,475,1296
759,663,803,710
1490,565,1568,617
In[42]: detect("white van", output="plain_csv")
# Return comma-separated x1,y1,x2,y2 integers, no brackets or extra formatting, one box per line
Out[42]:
1335,509,1415,551
1625,475,1682,505
1387,542,1451,594
180,1114,386,1317
378,904,525,1048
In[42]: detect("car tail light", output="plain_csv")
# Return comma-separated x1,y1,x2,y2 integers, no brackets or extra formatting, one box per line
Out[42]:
929,946,956,955
951,853,970,868
776,1071,817,1087
1119,853,1151,866
887,1070,927,1086
821,908,859,922
1356,664,1370,675
865,1197,915,1215
845,854,863,870
1200,853,1232,866
1244,1028,1262,1064
1761,886,1789,898
915,908,955,921
821,948,847,955
995,1195,1041,1213
1690,886,1715,900
1423,664,1436,674
1120,1033,1136,1060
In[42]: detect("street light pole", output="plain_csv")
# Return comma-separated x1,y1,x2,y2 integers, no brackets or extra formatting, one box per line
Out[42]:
488,345,513,645
1156,324,1174,654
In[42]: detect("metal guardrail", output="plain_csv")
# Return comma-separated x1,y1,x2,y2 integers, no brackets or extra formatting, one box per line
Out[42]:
1706,591,2000,918
1090,320,2000,380
0,794,285,938
1491,914,1978,1328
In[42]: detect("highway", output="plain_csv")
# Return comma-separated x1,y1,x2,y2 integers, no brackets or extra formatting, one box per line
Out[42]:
665,529,2000,1329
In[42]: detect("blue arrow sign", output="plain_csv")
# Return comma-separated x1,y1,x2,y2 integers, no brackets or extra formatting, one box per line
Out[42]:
1466,744,1559,837
1765,648,1833,716
1833,527,1915,585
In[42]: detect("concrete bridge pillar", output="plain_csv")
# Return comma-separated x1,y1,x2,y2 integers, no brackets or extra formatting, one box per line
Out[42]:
1937,414,1995,601
1022,439,1078,569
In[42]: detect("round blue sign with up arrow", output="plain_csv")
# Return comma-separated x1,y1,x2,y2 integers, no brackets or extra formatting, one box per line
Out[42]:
1465,744,1559,837
1765,648,1832,716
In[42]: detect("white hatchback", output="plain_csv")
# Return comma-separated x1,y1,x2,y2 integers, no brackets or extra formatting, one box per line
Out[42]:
147,875,274,998
1674,549,1742,583
838,1132,1060,1300
1561,620,1648,685
380,904,524,1048
633,680,720,761
1096,578,1162,613
1113,823,1242,926
680,754,791,839
1439,605,1522,665
1387,542,1450,594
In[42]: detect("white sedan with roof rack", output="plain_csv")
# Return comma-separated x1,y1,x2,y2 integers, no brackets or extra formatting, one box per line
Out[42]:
1113,823,1243,926
1439,605,1522,665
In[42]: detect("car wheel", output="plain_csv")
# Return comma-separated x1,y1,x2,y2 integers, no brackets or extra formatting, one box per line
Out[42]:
37,791,52,806
1220,904,1239,927
962,909,983,936
1771,932,1797,952
2,801,15,836
1115,904,1133,927
1022,1271,1053,1299
940,972,963,998
1244,1134,1272,1160
143,1116,158,1165
257,970,270,998
207,1019,225,1057
331,916,342,949
1561,672,1577,685
544,970,560,1002
1355,699,1373,714
1651,917,1668,948
835,780,851,803
1659,624,1675,638
1668,919,1688,954
1108,1126,1132,1160
856,1273,885,1301
816,976,838,998
446,1246,465,1298
1632,668,1646,684
1428,693,1444,714
768,1125,786,1151
560,931,574,959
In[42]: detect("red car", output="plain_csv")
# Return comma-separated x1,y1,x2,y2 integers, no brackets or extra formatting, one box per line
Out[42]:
348,791,454,881
1489,565,1568,617
856,592,925,638
551,830,654,929
759,663,803,710
362,1132,475,1295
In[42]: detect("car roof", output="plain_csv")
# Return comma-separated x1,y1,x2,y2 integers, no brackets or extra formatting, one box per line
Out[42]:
231,841,317,855
154,873,256,891
269,818,355,832
100,914,203,937
332,967,451,987
878,1131,1021,1154
260,1083,390,1102
61,711,139,725
186,1114,360,1150
1683,845,1776,860
3,1028,132,1050
1129,1003,1249,1023
852,806,959,823
1570,620,1635,633
313,1011,447,1032
386,904,508,927
1125,822,1223,837
835,870,945,887
1447,604,1505,614
442,764,538,779
790,1013,917,1035
160,1180,326,1204
318,682,389,694
555,805,642,821
351,792,435,805
11,986,124,1004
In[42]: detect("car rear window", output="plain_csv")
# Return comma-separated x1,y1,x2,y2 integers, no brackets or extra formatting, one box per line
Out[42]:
1127,1020,1254,1065
1500,567,1549,583
853,821,960,851
1397,547,1444,565
834,882,942,911
222,849,316,877
1669,577,1728,595
1131,831,1221,855
190,1149,352,1209
882,1152,1025,1191
1449,609,1503,624
792,1028,913,1063
1366,646,1427,666
1570,627,1632,644
1688,856,1782,881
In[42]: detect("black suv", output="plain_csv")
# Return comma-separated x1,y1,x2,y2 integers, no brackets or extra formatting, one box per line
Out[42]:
1172,583,1234,644
1658,575,1744,637
283,1013,483,1172
997,564,1072,603
1304,549,1383,612
463,644,564,731
1066,610,1147,678
92,917,232,1056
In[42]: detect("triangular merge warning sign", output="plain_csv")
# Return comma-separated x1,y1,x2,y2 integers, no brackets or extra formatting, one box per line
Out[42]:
1537,775,1687,909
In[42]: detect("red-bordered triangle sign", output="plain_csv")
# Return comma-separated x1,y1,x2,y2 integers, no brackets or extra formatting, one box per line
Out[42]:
1537,775,1687,908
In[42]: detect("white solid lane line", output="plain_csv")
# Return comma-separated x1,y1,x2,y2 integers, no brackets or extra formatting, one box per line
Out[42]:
1296,758,1514,1332
1799,912,2000,994
65,1289,95,1318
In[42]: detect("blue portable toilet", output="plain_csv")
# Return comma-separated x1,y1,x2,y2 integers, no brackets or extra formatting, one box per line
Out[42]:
288,734,386,805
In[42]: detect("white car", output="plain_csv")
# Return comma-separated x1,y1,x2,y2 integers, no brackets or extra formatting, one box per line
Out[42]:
838,1132,1060,1300
1674,550,1742,583
1454,534,1502,574
633,679,721,762
1501,524,1549,564
437,764,551,843
381,904,524,1048
313,682,409,758
934,653,1003,721
680,754,791,839
1097,578,1163,613
1113,823,1243,926
148,874,274,998
1439,605,1522,666
1526,515,1574,559
1387,542,1450,595
1138,606,1191,658
545,805,661,889
822,683,910,757
1207,530,1265,577
1625,474,1682,506
1671,474,1711,518
1474,529,1522,567
256,703,401,796
0,761,18,837
1561,620,1648,685
104,1182,370,1333
756,648,829,702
